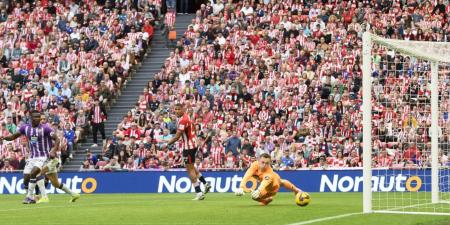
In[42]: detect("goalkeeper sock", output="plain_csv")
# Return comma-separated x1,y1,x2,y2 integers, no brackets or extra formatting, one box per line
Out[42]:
36,176,48,198
198,175,207,185
194,181,201,193
28,179,37,198
59,184,74,195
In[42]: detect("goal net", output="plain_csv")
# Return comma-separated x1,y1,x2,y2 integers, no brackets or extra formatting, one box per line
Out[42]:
362,32,450,216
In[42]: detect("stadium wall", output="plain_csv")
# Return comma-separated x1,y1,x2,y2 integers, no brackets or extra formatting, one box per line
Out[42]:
0,169,440,194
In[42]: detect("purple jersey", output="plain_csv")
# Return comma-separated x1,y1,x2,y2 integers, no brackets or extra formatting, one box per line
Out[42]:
19,124,54,158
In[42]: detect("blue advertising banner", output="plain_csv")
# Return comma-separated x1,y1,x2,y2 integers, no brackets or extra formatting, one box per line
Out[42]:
0,169,443,194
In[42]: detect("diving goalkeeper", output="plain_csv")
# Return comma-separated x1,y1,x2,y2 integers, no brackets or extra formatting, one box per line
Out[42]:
235,153,302,205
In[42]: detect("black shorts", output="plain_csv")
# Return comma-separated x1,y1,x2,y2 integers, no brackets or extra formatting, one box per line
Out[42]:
182,148,197,164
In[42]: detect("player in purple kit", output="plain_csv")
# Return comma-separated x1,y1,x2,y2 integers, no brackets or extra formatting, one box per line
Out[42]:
1,110,79,204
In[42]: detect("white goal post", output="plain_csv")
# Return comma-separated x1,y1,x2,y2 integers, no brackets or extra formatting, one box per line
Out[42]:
362,32,450,215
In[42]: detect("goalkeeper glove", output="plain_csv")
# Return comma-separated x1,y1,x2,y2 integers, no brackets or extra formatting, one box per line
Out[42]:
235,188,244,196
251,189,261,200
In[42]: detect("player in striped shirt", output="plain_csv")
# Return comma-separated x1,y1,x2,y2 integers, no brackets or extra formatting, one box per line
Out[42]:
164,103,211,200
1,110,79,204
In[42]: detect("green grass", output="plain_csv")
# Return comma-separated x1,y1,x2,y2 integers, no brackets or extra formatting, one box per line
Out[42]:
0,193,449,225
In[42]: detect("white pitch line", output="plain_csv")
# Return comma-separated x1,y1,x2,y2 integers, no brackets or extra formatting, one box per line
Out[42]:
286,212,362,225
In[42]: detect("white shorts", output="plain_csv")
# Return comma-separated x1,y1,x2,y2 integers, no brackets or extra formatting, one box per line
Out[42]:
23,157,48,174
45,158,59,174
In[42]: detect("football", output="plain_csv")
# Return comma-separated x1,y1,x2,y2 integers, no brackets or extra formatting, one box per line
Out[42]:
295,192,310,207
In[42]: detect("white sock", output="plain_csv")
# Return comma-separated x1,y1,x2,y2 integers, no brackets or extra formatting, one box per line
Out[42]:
27,179,36,198
37,179,47,198
59,184,74,195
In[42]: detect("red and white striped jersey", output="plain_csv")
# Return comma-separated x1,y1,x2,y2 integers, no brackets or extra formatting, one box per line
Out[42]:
210,145,224,166
177,113,197,150
165,12,176,28
333,158,346,168
377,156,392,168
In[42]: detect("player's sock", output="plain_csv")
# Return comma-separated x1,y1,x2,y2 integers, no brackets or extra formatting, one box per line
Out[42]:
45,179,50,189
198,175,207,185
59,184,74,195
24,177,29,196
281,180,300,194
194,181,201,193
35,185,40,195
24,184,29,196
28,179,37,198
36,176,48,198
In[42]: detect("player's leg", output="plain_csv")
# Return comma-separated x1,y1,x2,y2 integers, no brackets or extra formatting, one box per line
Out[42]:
46,172,80,203
35,164,53,204
194,165,211,194
184,149,204,200
24,165,41,204
22,159,32,202
35,173,49,203
186,164,204,200
256,191,277,206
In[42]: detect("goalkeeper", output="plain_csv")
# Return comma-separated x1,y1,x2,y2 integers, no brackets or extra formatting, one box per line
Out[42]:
235,153,302,205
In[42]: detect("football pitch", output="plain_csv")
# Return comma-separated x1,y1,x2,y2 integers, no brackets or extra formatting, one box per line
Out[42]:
0,193,449,225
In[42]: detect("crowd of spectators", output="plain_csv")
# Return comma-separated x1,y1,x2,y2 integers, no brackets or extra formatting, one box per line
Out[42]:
84,0,450,172
0,0,157,172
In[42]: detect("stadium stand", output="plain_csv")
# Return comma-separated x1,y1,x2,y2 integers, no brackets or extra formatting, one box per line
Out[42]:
1,0,450,172
0,0,156,171
92,0,449,172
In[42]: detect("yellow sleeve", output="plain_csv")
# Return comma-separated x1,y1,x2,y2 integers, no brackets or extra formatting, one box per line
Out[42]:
257,173,274,196
240,162,258,192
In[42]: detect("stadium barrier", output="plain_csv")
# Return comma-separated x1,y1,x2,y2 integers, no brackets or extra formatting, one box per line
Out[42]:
0,169,442,194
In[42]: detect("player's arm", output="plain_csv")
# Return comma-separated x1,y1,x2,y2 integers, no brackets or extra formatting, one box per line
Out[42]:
166,129,182,146
254,173,274,197
166,119,186,146
234,162,258,197
1,132,22,142
240,162,257,190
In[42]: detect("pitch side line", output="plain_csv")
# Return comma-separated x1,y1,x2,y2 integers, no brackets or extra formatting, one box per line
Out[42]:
286,212,362,225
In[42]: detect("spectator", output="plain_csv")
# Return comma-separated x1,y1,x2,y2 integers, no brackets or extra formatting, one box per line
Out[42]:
0,159,14,172
280,150,294,170
89,99,107,147
63,122,76,155
104,157,121,171
4,116,16,134
80,160,95,171
225,130,241,156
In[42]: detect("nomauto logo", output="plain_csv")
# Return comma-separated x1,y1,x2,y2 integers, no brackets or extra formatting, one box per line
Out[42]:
0,176,97,194
320,174,423,192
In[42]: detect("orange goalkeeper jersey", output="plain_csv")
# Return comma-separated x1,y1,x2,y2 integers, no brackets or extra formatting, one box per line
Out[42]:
240,161,281,195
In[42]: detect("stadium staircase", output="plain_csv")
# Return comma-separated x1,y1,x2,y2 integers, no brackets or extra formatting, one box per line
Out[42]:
63,15,194,171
